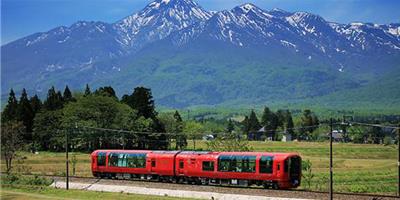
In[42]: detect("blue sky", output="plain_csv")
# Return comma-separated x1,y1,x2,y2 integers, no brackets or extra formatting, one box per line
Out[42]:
2,0,400,45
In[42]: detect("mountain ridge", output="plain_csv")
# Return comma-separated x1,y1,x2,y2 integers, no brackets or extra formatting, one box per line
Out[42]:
2,0,400,109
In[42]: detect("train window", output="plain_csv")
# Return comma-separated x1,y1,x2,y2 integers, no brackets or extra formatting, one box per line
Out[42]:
126,153,146,168
118,154,127,167
179,160,184,169
108,153,119,167
241,156,256,172
218,155,256,173
218,155,231,172
97,152,106,166
259,156,273,174
151,160,156,167
202,161,214,171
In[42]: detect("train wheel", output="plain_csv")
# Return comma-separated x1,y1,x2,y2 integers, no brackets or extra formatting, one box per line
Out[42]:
272,183,279,190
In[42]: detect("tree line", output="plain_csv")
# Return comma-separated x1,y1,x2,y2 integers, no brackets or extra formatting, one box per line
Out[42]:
1,85,184,153
241,107,319,141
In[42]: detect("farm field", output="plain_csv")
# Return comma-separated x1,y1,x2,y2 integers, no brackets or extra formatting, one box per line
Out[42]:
0,185,196,200
2,141,398,195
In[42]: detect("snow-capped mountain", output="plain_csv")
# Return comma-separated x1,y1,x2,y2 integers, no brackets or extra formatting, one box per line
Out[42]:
114,0,211,49
2,0,400,108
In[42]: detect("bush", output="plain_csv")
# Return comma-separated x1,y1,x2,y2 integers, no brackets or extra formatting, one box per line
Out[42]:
25,175,53,186
1,174,53,186
301,159,315,190
383,136,394,145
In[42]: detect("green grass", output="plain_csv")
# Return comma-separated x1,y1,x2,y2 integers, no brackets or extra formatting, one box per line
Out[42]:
2,141,398,195
0,185,197,200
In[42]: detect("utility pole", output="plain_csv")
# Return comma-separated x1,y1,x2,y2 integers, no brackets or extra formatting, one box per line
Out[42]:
329,118,333,200
65,129,69,190
398,126,400,197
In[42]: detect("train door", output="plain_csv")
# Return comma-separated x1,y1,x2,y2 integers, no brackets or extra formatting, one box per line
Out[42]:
285,156,301,187
151,158,156,173
178,159,184,175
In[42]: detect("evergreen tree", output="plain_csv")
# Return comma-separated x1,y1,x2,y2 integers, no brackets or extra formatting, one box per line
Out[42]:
43,86,64,110
371,120,384,144
17,89,34,138
241,116,250,134
226,119,234,133
122,87,167,149
94,86,117,99
84,84,91,96
173,110,183,122
286,111,295,134
124,87,157,119
63,85,74,102
173,110,186,150
275,109,286,128
261,107,279,139
2,89,18,122
30,95,42,114
300,109,319,140
248,110,261,132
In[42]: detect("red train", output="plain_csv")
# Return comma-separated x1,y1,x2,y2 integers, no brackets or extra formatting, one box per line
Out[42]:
91,150,301,189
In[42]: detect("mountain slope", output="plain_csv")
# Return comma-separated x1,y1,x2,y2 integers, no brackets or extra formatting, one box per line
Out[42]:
1,0,400,109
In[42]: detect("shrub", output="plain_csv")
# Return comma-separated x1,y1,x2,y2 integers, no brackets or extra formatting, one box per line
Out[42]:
1,174,52,186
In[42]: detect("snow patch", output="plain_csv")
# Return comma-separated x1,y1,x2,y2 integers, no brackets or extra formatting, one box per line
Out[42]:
46,64,63,72
280,40,296,48
58,36,70,43
26,34,48,46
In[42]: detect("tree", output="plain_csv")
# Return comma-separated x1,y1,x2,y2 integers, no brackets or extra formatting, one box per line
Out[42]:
173,111,186,150
174,110,183,122
63,85,74,102
261,107,279,140
84,84,91,96
299,109,319,140
348,126,367,143
43,86,63,110
33,110,63,151
371,120,384,144
226,119,234,134
207,134,252,152
62,95,139,150
241,116,250,134
286,111,295,135
94,86,117,99
248,110,261,132
183,121,203,150
30,95,42,114
2,89,18,122
1,121,24,173
123,87,157,119
17,88,34,141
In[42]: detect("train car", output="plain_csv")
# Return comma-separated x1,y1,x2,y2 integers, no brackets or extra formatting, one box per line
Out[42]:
174,151,301,189
91,150,301,189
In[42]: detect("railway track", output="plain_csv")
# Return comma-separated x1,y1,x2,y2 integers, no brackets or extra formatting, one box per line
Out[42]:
21,174,399,200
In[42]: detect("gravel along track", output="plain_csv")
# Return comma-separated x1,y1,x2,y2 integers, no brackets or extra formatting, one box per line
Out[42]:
50,176,398,200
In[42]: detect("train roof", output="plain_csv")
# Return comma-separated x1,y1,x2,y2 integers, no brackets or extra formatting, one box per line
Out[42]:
91,150,300,158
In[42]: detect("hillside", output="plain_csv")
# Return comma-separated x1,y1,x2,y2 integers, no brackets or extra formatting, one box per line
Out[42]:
1,0,400,109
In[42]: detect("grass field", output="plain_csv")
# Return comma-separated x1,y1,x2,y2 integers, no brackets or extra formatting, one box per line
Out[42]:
0,185,196,200
1,141,398,195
